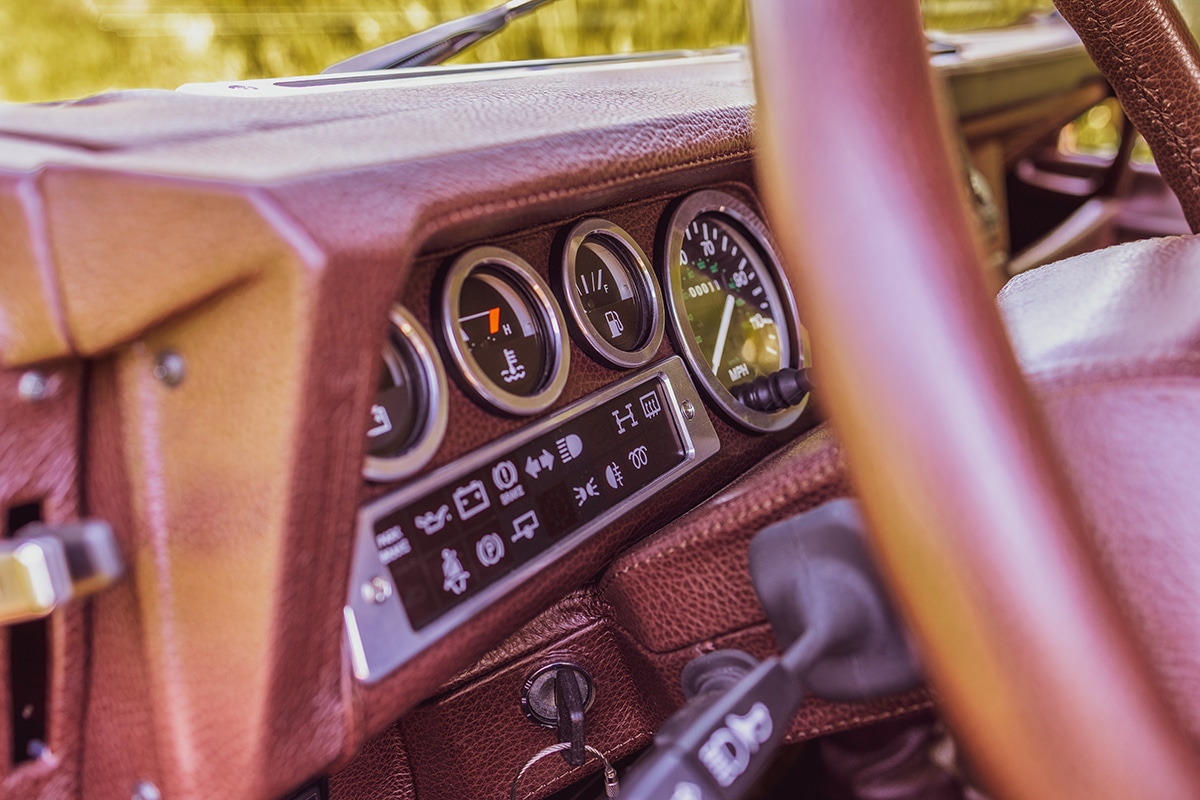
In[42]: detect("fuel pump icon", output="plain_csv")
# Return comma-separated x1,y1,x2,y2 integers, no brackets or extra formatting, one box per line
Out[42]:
604,310,624,339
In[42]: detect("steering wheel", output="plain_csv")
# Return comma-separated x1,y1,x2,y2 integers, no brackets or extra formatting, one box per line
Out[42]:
749,1,1200,797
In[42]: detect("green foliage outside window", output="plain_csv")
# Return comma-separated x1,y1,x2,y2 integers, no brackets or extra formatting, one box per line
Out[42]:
3,0,1061,104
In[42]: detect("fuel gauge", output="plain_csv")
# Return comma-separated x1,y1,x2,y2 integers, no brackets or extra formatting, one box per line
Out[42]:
559,219,664,368
440,247,569,416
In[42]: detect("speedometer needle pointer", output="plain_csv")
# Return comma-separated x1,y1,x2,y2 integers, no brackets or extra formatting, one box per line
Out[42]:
711,294,735,375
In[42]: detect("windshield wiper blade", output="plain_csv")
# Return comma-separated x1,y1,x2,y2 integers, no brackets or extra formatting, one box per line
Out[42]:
323,0,561,74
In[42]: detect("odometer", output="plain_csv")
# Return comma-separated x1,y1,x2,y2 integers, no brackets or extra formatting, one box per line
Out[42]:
663,190,809,432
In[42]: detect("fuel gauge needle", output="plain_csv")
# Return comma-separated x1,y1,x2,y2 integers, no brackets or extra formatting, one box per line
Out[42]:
711,293,735,374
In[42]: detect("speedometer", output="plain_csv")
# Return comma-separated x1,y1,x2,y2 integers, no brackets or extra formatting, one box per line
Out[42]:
663,189,809,432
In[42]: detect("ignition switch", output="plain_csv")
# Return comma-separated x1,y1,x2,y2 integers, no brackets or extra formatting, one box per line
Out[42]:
520,662,595,766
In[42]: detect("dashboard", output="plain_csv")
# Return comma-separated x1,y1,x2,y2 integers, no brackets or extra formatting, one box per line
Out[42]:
346,186,811,684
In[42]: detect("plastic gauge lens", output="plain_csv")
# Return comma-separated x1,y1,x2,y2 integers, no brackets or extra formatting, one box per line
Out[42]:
681,213,789,385
441,247,569,416
363,307,449,483
560,219,664,368
664,190,807,433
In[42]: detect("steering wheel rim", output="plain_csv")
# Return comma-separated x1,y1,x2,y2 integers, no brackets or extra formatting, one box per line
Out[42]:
748,1,1200,797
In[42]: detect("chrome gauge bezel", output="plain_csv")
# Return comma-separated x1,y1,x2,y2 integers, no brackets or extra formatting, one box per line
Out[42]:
363,306,449,483
440,246,570,416
559,218,665,369
662,189,810,433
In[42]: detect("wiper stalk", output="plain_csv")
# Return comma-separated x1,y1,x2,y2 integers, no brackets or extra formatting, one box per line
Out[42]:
323,0,561,74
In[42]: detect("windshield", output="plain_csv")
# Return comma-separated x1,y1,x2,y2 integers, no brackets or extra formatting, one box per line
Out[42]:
5,0,1054,104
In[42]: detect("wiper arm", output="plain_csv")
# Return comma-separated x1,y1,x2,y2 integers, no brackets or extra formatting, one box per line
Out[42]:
323,0,561,74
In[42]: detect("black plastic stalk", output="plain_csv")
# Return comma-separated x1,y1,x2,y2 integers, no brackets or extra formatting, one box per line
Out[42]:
730,367,812,413
749,499,921,700
614,500,921,800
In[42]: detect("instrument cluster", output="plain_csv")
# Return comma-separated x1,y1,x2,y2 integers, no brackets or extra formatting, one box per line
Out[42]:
361,187,811,483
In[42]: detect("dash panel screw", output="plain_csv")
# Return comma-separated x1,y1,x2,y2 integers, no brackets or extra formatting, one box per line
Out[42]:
18,371,49,403
362,576,393,605
132,781,162,800
680,399,696,420
152,352,186,387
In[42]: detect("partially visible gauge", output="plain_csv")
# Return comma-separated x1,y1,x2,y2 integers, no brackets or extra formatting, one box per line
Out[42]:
363,306,449,482
558,218,664,368
440,246,569,416
662,189,809,433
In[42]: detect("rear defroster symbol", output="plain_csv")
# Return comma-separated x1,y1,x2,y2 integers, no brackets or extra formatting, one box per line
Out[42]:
639,391,662,420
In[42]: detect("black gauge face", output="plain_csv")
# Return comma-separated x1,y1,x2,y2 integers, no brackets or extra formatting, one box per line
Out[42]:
677,213,790,390
367,335,424,459
456,267,548,397
573,238,647,352
560,220,664,370
364,307,448,483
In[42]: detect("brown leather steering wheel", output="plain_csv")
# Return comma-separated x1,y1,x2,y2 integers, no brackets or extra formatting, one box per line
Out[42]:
750,1,1200,797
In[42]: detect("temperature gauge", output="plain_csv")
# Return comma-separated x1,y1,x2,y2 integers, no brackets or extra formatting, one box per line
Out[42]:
440,247,569,416
559,219,664,368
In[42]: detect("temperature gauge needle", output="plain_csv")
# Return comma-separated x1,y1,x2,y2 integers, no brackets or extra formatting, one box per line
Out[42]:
458,306,503,337
711,293,735,374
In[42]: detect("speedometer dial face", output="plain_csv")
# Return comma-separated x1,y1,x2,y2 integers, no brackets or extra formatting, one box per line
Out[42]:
440,247,569,416
663,190,808,433
679,213,789,388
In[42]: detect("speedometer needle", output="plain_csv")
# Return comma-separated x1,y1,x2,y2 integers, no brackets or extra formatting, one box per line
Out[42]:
711,294,735,375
